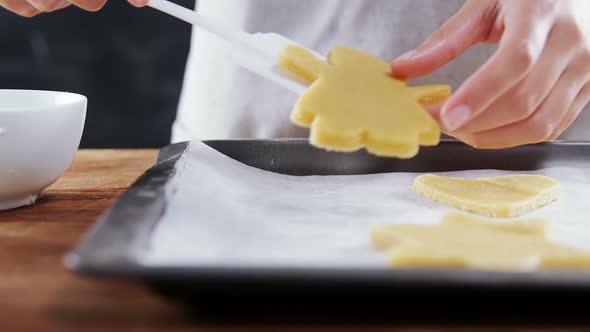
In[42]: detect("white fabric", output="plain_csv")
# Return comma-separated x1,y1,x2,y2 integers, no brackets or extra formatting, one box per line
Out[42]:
172,0,590,143
144,141,590,268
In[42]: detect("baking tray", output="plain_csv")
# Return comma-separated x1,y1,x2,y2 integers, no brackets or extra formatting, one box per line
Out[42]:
65,140,590,318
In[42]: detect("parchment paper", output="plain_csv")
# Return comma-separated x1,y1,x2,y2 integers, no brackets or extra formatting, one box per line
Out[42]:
143,141,590,269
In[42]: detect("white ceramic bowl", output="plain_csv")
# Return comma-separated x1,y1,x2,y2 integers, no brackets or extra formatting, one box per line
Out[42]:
0,90,86,210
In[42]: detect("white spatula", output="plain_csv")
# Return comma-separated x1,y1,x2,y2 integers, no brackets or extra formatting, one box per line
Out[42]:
147,0,325,95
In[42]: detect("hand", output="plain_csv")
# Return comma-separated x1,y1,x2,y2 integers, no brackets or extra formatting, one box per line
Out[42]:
1,0,147,17
392,0,590,149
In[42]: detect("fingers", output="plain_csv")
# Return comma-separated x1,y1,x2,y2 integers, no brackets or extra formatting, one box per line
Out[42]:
460,24,577,132
456,64,589,149
440,12,553,132
425,104,443,123
26,0,69,12
0,0,111,15
391,1,495,79
66,0,106,11
1,0,40,16
549,83,590,140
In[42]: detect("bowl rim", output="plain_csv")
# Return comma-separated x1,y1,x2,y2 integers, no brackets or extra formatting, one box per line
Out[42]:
0,89,87,112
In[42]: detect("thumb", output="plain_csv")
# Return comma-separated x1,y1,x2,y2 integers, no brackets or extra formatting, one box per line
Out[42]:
425,104,443,123
391,0,496,79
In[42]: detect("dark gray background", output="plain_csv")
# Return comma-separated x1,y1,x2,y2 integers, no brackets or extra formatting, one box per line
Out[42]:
0,0,194,148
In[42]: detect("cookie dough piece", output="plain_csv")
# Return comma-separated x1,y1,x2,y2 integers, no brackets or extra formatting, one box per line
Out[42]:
371,213,590,271
278,45,451,158
413,174,560,218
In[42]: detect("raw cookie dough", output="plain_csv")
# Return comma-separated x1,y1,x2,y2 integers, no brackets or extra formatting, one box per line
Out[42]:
278,45,451,158
413,174,560,218
371,213,590,271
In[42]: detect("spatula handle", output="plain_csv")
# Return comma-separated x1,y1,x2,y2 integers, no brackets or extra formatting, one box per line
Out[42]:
147,0,247,46
146,0,313,95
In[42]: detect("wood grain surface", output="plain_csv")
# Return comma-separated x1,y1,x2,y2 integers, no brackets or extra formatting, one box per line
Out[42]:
0,149,586,331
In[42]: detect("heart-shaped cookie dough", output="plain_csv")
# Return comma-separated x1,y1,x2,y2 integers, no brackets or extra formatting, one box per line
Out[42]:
413,174,560,218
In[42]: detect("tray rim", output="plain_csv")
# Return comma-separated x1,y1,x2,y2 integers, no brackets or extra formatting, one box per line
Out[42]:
65,139,590,291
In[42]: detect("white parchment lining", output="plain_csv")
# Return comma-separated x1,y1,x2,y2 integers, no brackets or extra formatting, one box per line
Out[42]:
143,141,590,269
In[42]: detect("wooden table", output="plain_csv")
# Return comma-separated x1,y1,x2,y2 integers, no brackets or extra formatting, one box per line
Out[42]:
0,149,586,331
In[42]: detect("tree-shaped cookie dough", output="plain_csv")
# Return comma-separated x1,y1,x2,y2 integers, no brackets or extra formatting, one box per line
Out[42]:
279,45,451,158
371,213,590,271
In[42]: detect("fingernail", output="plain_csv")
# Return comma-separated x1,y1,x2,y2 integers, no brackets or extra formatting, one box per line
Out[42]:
128,0,148,6
443,105,472,131
55,0,69,9
395,50,417,62
26,0,43,9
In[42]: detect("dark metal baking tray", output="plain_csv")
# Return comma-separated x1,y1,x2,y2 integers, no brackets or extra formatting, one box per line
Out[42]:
65,139,590,316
